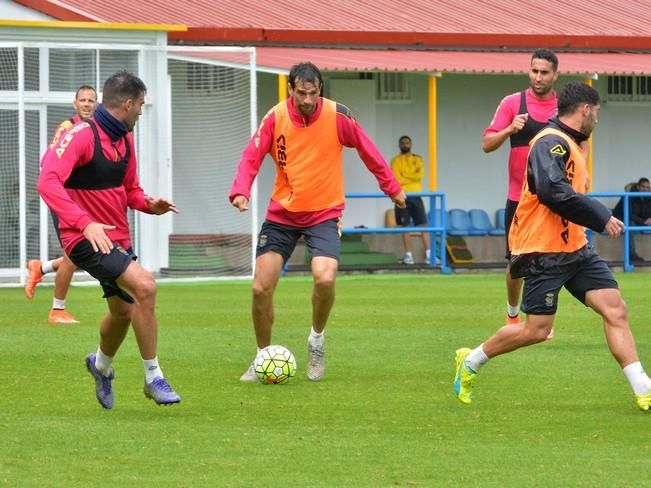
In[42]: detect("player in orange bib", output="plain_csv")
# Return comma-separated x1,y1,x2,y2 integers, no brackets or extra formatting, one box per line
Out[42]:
25,85,97,324
230,62,406,382
454,82,651,412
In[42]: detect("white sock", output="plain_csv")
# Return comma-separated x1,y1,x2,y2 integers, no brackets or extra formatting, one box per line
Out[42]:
309,327,324,346
52,298,66,310
405,251,413,258
507,303,520,318
42,260,56,274
623,362,651,395
143,356,163,384
426,249,431,259
95,347,113,376
465,344,490,372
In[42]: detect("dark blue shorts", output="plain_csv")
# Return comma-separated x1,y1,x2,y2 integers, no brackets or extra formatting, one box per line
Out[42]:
504,198,519,259
395,196,427,226
68,240,136,303
256,218,341,264
518,246,618,315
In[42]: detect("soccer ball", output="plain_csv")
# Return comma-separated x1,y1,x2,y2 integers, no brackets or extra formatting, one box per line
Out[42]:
254,345,297,384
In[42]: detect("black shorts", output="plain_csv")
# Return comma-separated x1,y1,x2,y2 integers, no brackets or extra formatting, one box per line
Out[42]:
395,196,427,226
256,218,341,264
516,246,618,315
68,240,136,303
504,198,519,259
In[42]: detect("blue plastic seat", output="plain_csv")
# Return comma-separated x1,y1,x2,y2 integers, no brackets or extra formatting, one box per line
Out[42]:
495,208,506,232
447,208,485,236
490,208,506,236
468,209,491,236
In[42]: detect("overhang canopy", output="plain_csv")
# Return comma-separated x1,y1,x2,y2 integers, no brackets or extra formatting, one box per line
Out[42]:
176,47,651,77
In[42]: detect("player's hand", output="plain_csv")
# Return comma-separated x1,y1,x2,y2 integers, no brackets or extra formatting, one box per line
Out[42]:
604,216,624,238
147,197,179,215
391,190,407,208
83,222,116,254
232,195,249,212
510,113,529,134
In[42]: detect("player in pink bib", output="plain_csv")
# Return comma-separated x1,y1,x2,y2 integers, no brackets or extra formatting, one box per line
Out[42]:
482,49,559,327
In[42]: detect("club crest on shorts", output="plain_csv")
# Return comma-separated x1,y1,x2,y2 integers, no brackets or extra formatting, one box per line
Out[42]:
258,234,268,247
545,292,555,307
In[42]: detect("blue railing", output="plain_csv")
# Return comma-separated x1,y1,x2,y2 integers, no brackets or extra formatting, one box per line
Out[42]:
588,191,651,272
343,192,452,274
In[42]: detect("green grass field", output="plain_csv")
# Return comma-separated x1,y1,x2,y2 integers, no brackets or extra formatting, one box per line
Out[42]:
1,273,649,487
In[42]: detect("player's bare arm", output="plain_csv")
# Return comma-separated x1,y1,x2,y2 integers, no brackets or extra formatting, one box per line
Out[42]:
482,114,529,153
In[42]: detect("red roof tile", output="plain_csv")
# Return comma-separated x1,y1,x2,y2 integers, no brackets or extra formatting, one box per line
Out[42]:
16,0,651,49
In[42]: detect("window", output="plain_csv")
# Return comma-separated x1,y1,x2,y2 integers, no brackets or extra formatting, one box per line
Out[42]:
376,72,411,101
607,75,651,102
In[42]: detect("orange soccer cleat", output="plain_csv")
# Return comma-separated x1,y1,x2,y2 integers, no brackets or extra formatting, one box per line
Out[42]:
24,260,44,299
48,309,80,325
506,314,520,325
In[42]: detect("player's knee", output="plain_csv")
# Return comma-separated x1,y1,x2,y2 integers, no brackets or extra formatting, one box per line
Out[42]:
132,276,157,302
112,306,132,324
252,281,274,299
604,300,628,325
313,273,335,291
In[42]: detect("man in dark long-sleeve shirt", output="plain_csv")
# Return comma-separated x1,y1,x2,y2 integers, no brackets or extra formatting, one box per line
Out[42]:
454,82,651,412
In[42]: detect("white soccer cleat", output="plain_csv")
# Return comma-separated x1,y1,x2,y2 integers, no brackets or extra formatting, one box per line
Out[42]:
307,339,326,381
239,361,257,382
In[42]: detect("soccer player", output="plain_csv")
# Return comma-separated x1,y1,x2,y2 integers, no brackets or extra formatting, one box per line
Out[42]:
230,62,406,382
482,49,559,327
38,71,181,409
454,81,651,412
25,85,98,324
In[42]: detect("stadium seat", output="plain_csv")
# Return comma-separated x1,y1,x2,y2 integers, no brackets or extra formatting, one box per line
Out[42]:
447,209,485,236
468,209,494,236
495,208,506,232
487,208,506,236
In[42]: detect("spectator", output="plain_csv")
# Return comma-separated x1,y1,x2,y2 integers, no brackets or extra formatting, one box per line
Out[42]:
390,135,431,264
612,177,651,262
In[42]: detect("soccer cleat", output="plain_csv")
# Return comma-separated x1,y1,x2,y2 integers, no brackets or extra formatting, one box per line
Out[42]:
144,377,181,405
240,361,258,382
401,254,415,265
307,339,326,381
85,353,115,410
453,347,477,405
506,314,520,325
636,391,651,411
24,259,44,299
48,309,80,324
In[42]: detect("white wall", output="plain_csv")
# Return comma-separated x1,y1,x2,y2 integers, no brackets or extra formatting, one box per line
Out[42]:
0,0,53,20
252,71,648,229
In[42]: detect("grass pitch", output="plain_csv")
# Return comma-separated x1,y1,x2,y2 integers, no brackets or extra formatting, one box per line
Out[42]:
1,273,649,487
